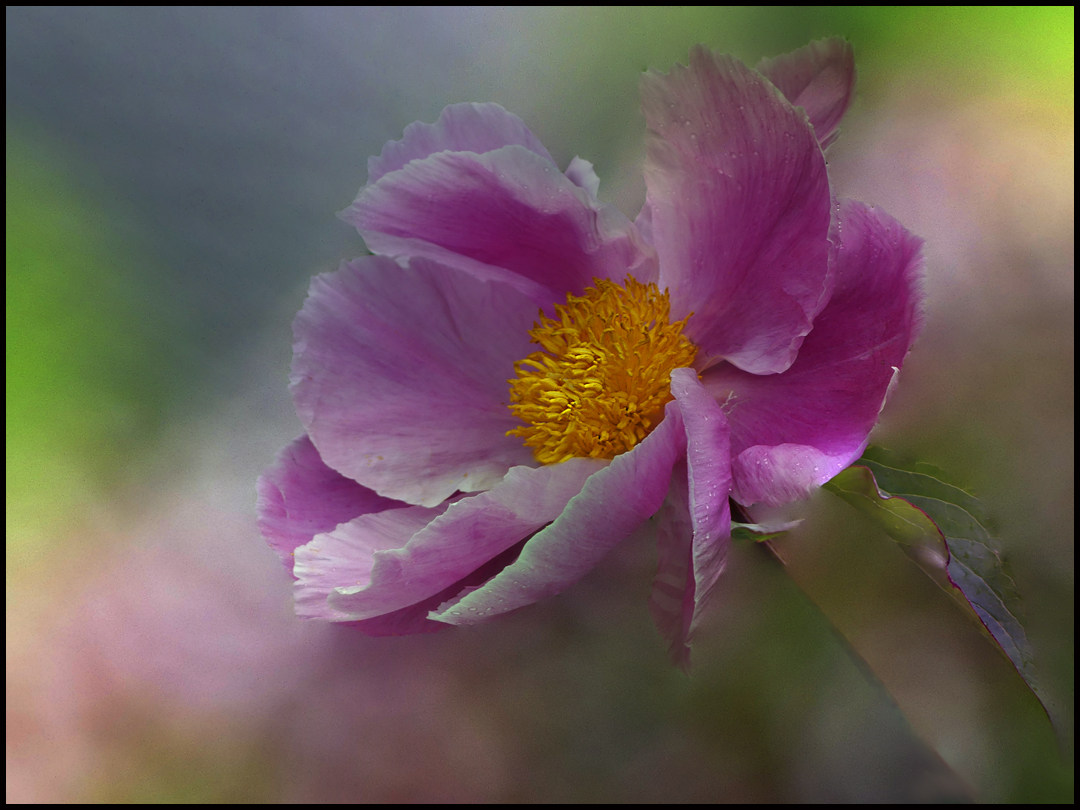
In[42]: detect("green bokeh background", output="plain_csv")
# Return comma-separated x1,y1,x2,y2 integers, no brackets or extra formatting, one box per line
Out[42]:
7,7,1073,802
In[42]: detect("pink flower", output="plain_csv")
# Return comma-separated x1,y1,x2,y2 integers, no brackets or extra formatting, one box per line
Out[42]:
258,39,924,664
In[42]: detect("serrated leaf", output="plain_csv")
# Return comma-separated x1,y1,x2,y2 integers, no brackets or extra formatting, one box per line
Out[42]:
824,446,1066,751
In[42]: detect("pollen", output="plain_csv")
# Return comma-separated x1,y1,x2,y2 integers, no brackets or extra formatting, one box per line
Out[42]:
507,275,697,464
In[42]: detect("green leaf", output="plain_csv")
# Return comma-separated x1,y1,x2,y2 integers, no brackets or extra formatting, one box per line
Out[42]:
821,464,956,596
824,446,1066,750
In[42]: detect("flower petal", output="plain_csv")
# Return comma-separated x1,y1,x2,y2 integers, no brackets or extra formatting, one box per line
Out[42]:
564,155,601,199
348,543,531,636
366,102,555,184
649,369,732,667
342,145,658,298
430,401,687,625
704,200,925,506
756,37,856,151
669,368,732,636
294,501,449,621
292,497,533,635
634,199,654,246
650,461,695,670
641,45,834,374
291,254,541,507
325,458,604,619
256,434,406,569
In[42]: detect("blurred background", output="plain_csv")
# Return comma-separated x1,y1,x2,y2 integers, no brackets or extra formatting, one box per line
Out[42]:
7,7,1073,802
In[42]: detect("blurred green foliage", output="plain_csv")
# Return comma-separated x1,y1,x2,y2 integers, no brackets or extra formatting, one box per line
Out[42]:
820,6,1074,100
636,6,1075,96
6,132,172,565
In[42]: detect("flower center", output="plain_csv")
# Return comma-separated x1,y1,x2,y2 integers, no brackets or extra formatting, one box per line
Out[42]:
507,276,696,464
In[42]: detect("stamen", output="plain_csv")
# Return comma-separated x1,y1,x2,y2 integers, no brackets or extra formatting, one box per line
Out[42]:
507,276,696,464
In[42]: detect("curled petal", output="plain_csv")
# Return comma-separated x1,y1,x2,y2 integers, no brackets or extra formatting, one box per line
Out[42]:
756,37,857,151
669,368,731,636
291,255,540,507
705,200,925,506
731,443,849,508
634,199,655,246
294,500,533,636
430,401,686,625
641,45,835,375
325,459,604,621
294,502,449,623
256,434,405,569
650,462,695,669
649,369,732,667
366,102,555,184
343,145,658,298
564,155,601,198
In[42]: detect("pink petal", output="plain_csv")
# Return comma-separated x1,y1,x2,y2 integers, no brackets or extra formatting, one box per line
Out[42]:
347,542,531,637
756,37,857,151
704,200,925,506
669,368,731,636
564,155,601,198
291,254,541,508
640,45,834,375
294,502,450,621
649,369,732,667
325,459,604,619
634,199,655,246
256,434,406,570
342,145,658,299
292,496,532,636
366,102,555,185
649,462,695,670
430,401,687,625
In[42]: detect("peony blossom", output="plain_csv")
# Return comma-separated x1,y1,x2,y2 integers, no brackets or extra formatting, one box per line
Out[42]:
258,39,924,665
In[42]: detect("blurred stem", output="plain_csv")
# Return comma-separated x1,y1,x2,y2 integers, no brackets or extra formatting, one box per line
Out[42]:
749,529,971,795
729,499,920,735
753,536,894,707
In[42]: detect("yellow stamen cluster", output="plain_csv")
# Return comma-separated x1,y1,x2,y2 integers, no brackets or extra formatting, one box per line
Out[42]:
507,276,696,464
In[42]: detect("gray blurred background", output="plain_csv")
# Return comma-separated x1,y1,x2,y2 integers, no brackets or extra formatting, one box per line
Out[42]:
7,7,1073,802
